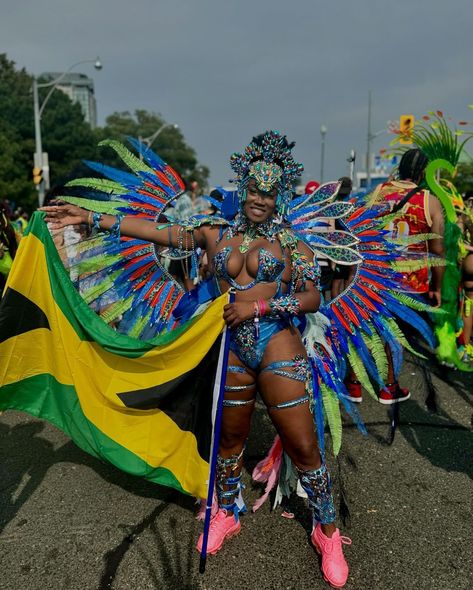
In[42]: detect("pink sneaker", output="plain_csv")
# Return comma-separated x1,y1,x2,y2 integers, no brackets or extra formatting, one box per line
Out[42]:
311,524,351,588
196,508,241,555
378,383,410,405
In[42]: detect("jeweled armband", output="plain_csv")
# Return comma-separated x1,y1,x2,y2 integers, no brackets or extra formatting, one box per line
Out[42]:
92,212,103,229
109,214,124,240
269,295,301,316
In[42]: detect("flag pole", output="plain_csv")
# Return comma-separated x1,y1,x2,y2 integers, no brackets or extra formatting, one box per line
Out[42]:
199,290,234,574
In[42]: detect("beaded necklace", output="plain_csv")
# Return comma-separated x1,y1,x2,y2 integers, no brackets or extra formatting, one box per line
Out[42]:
228,212,282,253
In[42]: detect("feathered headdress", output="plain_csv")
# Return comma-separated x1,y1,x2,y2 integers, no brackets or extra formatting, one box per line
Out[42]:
230,130,304,215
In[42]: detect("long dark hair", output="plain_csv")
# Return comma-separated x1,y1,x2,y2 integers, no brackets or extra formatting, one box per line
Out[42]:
398,149,428,183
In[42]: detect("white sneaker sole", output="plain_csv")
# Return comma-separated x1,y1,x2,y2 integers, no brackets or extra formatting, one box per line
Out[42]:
378,392,411,405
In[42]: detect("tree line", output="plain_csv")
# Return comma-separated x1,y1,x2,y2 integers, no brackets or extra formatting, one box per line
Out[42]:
0,54,210,212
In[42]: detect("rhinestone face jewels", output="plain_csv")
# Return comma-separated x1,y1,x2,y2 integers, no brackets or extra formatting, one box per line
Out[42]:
248,161,283,193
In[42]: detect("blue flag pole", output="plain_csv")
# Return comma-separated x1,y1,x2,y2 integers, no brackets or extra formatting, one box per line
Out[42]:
199,290,234,574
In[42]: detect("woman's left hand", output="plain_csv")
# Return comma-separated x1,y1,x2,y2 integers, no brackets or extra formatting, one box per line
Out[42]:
223,301,255,327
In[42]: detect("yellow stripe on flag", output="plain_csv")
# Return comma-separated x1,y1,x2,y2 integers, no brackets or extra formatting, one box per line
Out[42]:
1,232,226,497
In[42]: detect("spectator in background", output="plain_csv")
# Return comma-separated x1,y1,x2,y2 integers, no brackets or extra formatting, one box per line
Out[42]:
366,149,444,403
0,204,18,294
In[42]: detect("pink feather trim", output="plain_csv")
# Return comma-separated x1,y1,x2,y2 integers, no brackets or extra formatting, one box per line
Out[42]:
251,436,283,512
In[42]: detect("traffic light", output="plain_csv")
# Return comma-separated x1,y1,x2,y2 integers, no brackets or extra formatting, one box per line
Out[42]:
33,166,43,187
399,115,415,145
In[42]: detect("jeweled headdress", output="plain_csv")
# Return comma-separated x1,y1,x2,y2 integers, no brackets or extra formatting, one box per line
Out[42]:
230,130,304,215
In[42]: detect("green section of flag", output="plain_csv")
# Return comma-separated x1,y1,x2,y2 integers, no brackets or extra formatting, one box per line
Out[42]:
0,373,186,493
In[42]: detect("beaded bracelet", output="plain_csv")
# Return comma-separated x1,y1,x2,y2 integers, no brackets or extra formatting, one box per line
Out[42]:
269,295,301,316
109,214,124,240
92,212,103,230
253,301,260,339
257,299,267,317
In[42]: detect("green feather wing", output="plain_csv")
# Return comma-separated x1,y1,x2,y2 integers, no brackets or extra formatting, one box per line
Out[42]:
60,196,126,215
382,317,427,359
392,292,445,315
347,340,378,400
99,139,155,175
66,177,126,195
320,383,342,455
361,328,388,381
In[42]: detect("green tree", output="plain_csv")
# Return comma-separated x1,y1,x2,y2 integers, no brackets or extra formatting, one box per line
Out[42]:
455,157,473,194
0,54,101,211
100,109,210,189
0,56,211,211
0,54,36,209
39,81,101,187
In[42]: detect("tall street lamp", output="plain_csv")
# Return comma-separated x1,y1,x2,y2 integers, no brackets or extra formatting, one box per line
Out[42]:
347,149,356,182
320,124,327,184
33,57,102,206
139,123,179,160
365,91,391,191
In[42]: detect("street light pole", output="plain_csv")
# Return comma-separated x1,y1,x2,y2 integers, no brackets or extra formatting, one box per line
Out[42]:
32,79,43,198
366,90,372,190
347,149,356,182
33,57,102,207
320,124,327,184
139,123,179,160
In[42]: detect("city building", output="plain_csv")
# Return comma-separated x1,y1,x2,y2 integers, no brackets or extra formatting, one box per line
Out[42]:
355,153,399,191
40,72,98,128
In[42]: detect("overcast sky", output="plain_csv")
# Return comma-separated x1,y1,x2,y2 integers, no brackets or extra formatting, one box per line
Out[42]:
2,0,472,186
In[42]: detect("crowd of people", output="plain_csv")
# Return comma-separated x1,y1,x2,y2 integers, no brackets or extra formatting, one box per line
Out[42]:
2,134,473,589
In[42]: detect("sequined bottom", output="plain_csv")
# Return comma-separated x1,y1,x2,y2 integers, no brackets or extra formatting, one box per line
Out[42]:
230,317,286,369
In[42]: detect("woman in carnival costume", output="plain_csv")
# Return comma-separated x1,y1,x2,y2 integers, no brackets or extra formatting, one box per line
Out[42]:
42,131,437,589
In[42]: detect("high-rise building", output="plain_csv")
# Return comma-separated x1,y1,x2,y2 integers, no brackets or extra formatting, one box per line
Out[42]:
40,72,98,128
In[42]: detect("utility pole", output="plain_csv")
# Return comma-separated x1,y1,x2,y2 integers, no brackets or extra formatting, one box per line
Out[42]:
366,90,372,190
32,58,102,207
347,149,356,182
320,124,327,184
33,79,45,206
138,123,179,161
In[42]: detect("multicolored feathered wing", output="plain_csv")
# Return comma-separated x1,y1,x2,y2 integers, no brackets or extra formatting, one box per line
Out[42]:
284,183,443,453
54,138,187,338
323,198,442,392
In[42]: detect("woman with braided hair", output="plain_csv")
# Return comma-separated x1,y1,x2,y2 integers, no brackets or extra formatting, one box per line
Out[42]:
42,131,352,588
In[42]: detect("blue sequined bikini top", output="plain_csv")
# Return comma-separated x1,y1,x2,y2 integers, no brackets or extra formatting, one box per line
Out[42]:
213,246,286,292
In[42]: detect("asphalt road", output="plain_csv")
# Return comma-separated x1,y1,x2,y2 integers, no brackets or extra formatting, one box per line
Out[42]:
1,353,472,590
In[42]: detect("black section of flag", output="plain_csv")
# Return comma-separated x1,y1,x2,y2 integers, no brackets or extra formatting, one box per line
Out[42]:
117,336,222,462
0,288,50,344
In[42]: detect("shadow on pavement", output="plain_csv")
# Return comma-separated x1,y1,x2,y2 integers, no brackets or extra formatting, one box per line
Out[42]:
0,414,197,535
98,506,202,590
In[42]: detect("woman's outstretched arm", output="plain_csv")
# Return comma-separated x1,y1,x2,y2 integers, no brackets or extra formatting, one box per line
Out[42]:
40,202,206,249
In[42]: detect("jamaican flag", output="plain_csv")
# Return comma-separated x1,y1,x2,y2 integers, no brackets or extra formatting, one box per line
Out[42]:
0,213,227,499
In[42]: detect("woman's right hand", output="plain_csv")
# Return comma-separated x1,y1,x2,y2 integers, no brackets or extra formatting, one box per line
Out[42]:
39,202,89,230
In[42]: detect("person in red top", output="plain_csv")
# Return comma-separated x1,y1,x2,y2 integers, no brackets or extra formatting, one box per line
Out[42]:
371,150,444,302
346,149,445,404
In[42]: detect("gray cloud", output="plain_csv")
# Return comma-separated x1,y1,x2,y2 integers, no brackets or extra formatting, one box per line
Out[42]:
2,0,472,184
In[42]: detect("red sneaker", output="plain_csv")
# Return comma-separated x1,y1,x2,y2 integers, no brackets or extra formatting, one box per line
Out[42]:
196,508,241,555
311,524,351,588
378,383,410,405
344,379,362,403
